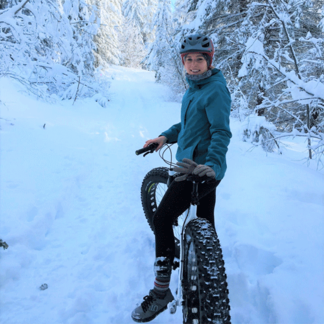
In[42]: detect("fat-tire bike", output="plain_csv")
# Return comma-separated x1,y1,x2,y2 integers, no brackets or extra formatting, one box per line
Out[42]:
136,143,231,324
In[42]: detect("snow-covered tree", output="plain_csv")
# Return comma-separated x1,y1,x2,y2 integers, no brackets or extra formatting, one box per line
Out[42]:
92,0,122,66
63,0,99,76
122,0,157,45
231,0,324,158
145,0,187,96
119,17,146,68
145,0,324,158
0,0,101,101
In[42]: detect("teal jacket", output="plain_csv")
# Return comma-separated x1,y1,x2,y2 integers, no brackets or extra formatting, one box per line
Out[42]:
160,68,232,180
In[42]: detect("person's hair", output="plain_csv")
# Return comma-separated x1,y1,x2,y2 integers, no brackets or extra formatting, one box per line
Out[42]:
202,54,210,68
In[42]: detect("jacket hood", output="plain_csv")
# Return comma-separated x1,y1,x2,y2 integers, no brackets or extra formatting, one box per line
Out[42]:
186,68,226,89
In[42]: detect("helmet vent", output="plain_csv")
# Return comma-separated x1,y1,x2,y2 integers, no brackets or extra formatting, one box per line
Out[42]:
202,42,210,48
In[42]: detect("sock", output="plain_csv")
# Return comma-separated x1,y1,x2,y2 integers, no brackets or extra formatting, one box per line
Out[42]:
153,276,170,297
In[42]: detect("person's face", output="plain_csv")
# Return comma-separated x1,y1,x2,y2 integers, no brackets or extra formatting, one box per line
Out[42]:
184,53,208,75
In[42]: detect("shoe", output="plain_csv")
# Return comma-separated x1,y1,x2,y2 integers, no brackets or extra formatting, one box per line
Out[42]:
131,288,174,323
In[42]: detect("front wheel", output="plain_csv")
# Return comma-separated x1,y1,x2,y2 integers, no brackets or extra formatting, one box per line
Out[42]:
182,218,231,324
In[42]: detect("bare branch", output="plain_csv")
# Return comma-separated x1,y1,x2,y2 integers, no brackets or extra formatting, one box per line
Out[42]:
247,51,317,97
73,76,81,105
14,0,31,15
267,0,302,79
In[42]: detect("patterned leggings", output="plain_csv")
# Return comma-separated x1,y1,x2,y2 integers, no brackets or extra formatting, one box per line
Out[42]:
153,177,221,262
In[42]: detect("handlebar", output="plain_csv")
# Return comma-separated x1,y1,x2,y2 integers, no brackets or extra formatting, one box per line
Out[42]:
135,143,159,156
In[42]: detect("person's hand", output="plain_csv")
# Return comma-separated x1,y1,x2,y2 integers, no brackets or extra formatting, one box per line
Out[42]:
173,158,198,182
144,136,167,152
192,165,215,178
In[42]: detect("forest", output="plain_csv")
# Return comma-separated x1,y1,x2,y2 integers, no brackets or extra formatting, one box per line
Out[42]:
1,1,324,323
1,0,323,163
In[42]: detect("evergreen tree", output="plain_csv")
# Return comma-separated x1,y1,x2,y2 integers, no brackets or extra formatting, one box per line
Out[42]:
122,0,158,45
120,17,146,68
145,0,187,96
92,0,123,66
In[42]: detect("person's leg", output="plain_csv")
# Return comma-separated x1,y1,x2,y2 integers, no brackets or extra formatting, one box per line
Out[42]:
197,179,221,228
153,179,192,262
131,180,192,322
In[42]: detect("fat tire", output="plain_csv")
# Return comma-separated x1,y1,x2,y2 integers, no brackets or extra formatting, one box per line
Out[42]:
182,218,231,324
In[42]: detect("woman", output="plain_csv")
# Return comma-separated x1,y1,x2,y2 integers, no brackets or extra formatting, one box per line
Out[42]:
131,34,232,323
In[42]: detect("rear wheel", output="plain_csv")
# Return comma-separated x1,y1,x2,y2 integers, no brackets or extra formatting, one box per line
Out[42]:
141,167,186,259
182,218,231,324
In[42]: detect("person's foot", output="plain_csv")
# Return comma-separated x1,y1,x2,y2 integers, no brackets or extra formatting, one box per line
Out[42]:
131,288,174,323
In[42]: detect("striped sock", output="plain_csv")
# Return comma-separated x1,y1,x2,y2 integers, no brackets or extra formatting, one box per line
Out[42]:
153,277,170,297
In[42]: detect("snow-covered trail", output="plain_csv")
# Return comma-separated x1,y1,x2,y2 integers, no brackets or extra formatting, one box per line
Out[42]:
0,66,323,324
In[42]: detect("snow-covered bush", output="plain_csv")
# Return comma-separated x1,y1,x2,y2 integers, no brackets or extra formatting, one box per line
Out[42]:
242,115,278,152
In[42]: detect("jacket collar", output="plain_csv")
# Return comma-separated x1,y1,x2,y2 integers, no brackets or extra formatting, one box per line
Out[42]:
186,68,221,90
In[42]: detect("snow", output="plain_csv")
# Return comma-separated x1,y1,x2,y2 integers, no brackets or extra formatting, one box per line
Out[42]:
1,66,324,324
242,115,276,133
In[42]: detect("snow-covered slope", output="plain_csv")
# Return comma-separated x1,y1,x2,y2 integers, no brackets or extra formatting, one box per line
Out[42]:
0,66,323,324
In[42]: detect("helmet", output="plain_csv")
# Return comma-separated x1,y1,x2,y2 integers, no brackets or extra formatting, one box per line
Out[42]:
180,34,215,68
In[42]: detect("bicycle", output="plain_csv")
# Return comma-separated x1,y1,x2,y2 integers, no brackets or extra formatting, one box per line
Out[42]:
136,143,231,324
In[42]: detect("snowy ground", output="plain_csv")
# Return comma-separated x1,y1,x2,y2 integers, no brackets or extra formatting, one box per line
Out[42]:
0,66,323,324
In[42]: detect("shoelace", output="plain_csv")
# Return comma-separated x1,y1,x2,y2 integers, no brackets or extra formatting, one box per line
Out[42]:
141,295,155,313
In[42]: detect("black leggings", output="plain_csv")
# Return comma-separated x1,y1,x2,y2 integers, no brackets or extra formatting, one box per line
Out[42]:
153,178,221,262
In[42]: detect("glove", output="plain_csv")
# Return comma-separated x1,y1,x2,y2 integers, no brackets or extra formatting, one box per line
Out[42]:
173,158,198,182
192,164,215,178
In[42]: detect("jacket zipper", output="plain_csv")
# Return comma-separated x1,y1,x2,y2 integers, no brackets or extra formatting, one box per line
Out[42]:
184,99,193,127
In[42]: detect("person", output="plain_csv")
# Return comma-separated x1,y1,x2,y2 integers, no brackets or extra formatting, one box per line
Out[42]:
131,34,232,323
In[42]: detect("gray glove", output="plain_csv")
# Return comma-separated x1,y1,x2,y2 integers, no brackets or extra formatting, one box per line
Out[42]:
173,158,198,182
192,164,215,178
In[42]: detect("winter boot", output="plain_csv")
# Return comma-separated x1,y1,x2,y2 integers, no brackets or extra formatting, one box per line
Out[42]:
131,288,174,323
131,257,173,322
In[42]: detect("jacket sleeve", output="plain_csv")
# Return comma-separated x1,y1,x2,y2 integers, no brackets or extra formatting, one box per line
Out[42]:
204,84,232,179
160,122,181,144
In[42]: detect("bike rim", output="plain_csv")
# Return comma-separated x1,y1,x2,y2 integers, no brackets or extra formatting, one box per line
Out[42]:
154,182,167,206
184,240,200,324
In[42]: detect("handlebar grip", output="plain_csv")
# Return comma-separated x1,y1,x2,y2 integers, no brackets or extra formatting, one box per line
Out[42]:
135,143,159,155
